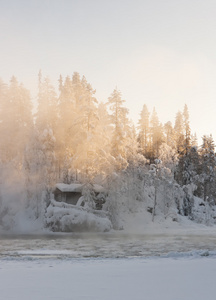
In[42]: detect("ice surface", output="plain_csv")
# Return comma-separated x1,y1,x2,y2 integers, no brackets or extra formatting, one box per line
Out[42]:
0,256,216,300
1,231,216,299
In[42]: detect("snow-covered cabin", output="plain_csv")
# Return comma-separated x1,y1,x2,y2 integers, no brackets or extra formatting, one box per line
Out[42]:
54,183,83,205
53,183,106,208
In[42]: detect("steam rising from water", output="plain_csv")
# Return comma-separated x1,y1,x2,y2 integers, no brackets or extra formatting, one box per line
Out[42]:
1,233,216,259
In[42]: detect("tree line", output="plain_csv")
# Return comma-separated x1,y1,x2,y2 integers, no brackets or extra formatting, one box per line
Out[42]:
0,72,215,224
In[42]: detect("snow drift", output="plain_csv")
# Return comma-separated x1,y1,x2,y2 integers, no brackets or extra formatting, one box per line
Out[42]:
45,199,112,232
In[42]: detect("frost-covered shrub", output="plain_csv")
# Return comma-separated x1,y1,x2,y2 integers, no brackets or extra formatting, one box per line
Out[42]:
191,197,216,225
45,200,112,232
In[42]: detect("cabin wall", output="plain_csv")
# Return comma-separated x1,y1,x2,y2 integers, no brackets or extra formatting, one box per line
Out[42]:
54,189,82,205
53,186,106,210
66,192,82,205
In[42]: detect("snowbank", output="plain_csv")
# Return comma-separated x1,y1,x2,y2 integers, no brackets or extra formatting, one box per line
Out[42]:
45,199,112,232
113,194,216,235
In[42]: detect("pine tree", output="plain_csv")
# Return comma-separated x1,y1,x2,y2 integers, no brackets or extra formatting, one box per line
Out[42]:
96,102,113,176
72,72,83,107
200,135,216,204
107,88,129,170
36,72,58,133
164,121,175,148
174,111,184,154
175,105,193,185
71,77,107,182
175,146,200,187
126,124,139,166
35,72,58,193
56,75,76,182
0,77,33,163
150,107,163,160
183,104,191,153
191,133,198,147
0,79,9,162
138,104,150,157
24,127,56,218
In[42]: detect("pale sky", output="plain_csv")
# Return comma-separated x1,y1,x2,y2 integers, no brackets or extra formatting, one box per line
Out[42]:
1,0,216,144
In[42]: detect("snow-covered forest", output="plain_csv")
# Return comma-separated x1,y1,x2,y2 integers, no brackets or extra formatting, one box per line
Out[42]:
0,72,216,232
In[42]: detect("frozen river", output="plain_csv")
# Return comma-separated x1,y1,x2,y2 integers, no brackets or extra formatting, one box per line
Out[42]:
1,232,216,300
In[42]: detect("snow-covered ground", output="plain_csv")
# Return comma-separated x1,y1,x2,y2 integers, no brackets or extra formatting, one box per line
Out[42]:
1,189,216,299
1,216,216,300
0,254,216,300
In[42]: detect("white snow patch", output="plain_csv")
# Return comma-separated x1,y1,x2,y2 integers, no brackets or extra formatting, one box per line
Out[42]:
0,256,216,300
45,199,112,232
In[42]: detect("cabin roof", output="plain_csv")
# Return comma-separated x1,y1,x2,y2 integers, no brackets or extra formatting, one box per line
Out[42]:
55,183,83,193
55,183,105,193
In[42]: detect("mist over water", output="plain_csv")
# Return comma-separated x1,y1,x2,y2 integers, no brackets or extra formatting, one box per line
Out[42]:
1,233,216,260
